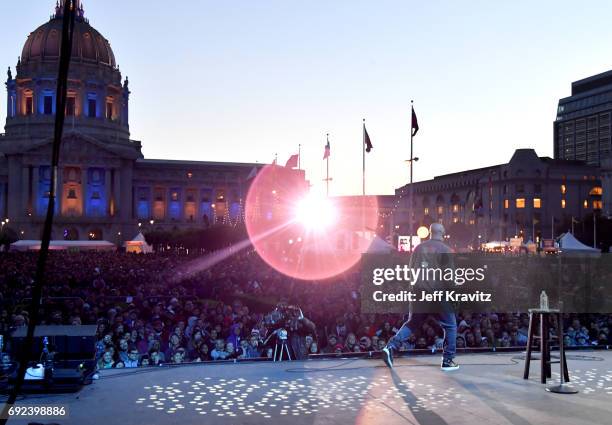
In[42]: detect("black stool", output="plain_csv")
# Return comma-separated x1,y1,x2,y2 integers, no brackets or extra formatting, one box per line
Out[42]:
523,308,569,384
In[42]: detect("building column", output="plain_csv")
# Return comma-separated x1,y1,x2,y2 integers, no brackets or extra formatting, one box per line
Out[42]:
21,166,29,216
56,166,63,216
113,168,121,217
105,167,112,216
119,160,133,222
32,166,39,217
121,161,134,223
82,167,87,217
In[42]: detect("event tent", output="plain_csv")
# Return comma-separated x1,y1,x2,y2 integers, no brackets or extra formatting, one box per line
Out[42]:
10,240,116,252
365,235,395,254
125,232,153,254
557,232,599,253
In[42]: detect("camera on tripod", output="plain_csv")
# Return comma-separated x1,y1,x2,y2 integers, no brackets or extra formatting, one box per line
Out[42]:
264,304,302,329
263,304,303,361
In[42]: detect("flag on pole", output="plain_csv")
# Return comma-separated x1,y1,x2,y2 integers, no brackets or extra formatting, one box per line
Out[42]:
323,140,330,159
285,154,298,168
411,107,419,137
364,125,373,152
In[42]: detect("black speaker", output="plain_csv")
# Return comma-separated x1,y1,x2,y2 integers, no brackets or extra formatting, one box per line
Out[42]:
10,325,97,362
6,366,87,393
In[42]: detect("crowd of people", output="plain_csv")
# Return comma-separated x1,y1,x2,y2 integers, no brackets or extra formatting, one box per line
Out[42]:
0,250,610,369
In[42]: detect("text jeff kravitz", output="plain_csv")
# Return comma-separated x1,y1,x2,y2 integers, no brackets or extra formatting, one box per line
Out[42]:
372,290,492,303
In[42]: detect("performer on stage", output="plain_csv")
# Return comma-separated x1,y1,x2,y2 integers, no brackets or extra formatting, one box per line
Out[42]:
382,223,460,371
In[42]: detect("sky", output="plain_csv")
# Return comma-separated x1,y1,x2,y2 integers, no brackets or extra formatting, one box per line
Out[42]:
2,0,612,196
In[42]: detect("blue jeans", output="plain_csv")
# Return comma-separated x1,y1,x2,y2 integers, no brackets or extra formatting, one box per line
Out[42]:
387,312,457,361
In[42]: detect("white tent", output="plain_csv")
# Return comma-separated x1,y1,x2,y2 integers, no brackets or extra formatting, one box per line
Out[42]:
557,232,599,253
125,232,153,254
365,235,395,254
10,240,116,252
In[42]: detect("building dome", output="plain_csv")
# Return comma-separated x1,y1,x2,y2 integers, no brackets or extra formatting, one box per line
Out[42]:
20,2,116,69
4,0,135,147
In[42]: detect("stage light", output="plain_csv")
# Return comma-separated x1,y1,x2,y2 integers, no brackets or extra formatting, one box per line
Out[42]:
294,194,337,231
244,164,379,280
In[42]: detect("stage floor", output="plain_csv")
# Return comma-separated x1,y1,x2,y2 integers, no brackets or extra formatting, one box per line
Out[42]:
7,351,612,425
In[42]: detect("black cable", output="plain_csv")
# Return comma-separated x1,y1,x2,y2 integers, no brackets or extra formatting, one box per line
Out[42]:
0,2,76,423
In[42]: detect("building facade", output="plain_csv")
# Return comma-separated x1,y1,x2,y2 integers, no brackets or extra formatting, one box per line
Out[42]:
555,69,612,216
392,149,603,246
554,70,612,166
0,1,304,243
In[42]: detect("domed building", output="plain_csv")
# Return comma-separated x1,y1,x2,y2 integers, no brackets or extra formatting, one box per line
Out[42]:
0,1,305,244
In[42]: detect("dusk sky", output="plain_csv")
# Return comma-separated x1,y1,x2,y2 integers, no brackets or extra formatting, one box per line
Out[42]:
2,0,612,196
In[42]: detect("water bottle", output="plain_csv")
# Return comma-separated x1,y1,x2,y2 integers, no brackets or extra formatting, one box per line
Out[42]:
540,290,549,311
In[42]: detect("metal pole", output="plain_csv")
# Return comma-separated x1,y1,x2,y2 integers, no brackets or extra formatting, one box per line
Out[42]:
362,119,366,196
326,155,329,197
0,2,76,422
326,133,330,197
409,101,414,253
551,215,554,240
362,120,366,243
593,212,596,248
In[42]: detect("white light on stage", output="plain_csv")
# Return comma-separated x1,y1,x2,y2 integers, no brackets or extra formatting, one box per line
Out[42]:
294,194,337,231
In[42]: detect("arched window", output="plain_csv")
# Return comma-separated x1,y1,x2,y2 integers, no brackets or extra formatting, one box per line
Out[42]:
24,90,34,115
105,96,114,120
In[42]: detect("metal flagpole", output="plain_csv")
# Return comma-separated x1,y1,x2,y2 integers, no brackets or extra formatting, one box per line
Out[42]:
362,119,366,196
551,215,554,239
362,120,367,244
0,2,76,422
326,145,330,197
325,133,331,197
409,101,414,253
593,212,597,248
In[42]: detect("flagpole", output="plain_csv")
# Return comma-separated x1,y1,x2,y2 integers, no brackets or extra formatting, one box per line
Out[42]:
593,211,597,249
326,134,330,197
409,101,414,253
362,119,366,196
551,215,554,239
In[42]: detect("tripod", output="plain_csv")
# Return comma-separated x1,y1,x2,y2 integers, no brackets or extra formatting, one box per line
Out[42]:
273,339,292,362
271,328,292,362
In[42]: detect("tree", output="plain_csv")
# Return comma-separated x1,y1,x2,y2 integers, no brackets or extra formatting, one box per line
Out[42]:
0,226,18,251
